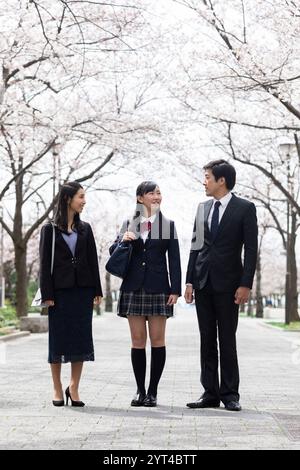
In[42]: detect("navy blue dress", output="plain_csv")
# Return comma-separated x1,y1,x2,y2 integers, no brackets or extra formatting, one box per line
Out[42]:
47,230,95,364
48,286,95,363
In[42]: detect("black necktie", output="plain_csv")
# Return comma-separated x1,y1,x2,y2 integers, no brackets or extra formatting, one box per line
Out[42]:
210,201,221,240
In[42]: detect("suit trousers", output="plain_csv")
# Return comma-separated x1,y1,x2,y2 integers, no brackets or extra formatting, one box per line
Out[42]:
195,277,240,403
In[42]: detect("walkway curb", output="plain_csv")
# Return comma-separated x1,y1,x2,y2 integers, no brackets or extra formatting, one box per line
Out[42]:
0,331,31,342
256,319,300,332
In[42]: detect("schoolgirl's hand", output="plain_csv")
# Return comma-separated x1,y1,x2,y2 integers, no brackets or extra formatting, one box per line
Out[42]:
166,294,179,306
45,300,54,306
184,285,194,304
122,231,136,242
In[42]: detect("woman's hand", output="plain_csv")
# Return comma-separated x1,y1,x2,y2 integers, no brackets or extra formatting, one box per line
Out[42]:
44,300,55,307
94,296,102,305
166,294,179,306
122,231,136,242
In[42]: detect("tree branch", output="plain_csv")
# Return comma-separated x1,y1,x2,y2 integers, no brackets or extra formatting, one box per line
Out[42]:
227,123,300,215
0,136,57,203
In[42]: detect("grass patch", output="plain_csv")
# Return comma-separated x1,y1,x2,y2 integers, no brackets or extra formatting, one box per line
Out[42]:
239,311,257,318
0,326,17,335
267,321,300,331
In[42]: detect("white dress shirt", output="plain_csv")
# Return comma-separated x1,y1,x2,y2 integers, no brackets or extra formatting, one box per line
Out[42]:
208,192,232,229
140,214,156,243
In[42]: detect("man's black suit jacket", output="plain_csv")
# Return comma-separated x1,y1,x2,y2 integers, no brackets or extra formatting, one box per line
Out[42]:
186,194,258,292
40,222,103,301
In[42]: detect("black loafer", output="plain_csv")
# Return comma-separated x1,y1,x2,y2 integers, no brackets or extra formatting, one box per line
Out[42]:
224,401,242,411
131,392,146,407
186,398,220,409
143,394,157,407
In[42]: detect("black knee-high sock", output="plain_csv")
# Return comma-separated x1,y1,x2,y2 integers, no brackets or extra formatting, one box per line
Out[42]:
148,346,166,397
131,348,146,395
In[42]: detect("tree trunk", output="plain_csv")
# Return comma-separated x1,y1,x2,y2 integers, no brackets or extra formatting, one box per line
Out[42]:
14,243,28,317
247,291,253,317
255,250,264,318
13,171,28,318
105,271,113,312
4,260,15,303
287,211,299,322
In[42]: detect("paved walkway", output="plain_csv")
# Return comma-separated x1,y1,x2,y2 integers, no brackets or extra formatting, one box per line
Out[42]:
1,304,300,450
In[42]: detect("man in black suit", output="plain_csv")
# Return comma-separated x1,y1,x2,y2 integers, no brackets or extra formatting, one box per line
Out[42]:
185,160,258,411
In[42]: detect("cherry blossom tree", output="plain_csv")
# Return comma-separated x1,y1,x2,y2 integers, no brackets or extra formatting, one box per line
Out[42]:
0,0,167,316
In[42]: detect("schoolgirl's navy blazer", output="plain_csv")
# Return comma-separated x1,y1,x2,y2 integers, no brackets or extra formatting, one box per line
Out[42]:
109,212,181,295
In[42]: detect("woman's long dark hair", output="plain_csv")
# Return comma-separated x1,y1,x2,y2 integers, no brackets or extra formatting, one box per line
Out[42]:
54,181,84,233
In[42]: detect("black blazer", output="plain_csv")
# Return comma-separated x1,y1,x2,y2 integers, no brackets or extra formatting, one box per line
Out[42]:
39,221,103,301
186,194,258,292
109,212,182,295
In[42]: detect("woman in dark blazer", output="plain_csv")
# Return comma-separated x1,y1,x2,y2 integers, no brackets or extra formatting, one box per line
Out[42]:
40,182,102,407
109,181,181,407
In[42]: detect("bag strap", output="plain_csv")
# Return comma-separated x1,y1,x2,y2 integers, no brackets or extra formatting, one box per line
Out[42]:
50,223,55,275
118,219,130,245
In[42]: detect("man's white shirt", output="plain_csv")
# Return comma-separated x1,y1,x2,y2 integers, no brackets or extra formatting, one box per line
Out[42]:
207,192,232,229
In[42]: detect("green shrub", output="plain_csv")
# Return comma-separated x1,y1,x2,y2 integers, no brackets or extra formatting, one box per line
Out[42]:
0,301,18,328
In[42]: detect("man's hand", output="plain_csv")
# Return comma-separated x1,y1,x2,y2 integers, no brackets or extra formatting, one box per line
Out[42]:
44,300,54,307
94,296,102,305
184,285,194,304
234,287,251,305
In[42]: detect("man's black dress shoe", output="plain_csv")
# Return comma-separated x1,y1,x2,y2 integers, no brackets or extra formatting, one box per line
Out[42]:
224,401,242,411
143,394,157,407
186,398,220,409
131,392,146,407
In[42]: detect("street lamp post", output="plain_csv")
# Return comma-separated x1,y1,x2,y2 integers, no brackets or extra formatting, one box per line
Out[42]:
286,180,291,325
52,142,61,217
279,140,296,325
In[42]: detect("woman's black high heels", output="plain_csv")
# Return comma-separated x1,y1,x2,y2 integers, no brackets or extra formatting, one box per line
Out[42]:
52,399,64,407
65,386,85,407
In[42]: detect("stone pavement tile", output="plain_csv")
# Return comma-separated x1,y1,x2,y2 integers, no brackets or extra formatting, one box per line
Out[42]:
1,309,300,449
80,443,113,450
281,444,300,450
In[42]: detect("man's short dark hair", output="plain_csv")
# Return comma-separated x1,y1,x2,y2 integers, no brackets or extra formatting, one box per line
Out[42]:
203,159,236,190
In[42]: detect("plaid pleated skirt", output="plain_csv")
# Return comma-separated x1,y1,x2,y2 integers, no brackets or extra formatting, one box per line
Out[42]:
117,289,173,319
